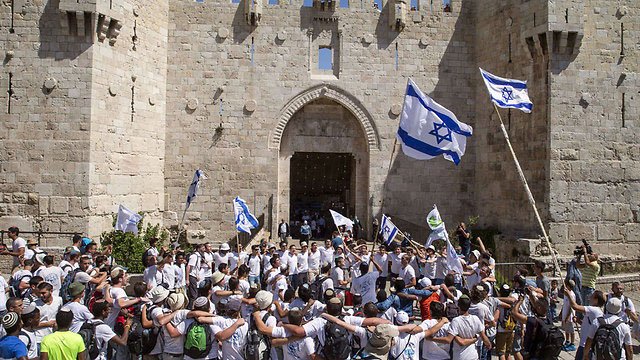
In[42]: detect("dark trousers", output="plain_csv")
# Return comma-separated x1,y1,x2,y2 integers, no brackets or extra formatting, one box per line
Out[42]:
293,272,308,290
188,275,199,308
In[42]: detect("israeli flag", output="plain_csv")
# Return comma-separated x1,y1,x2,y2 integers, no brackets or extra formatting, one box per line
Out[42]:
379,214,399,246
115,205,142,235
233,196,259,234
397,79,473,165
185,169,206,209
479,68,533,113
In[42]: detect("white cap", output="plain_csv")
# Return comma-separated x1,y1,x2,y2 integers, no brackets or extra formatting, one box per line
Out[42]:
220,243,230,251
418,278,432,288
395,311,410,325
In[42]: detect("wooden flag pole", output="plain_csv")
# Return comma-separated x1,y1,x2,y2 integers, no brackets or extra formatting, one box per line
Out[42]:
492,103,561,277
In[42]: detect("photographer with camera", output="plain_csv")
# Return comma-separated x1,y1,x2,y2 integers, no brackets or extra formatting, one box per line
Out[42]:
456,222,471,260
575,240,600,309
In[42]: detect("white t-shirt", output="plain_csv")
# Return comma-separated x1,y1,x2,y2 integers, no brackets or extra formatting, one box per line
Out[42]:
319,247,334,267
58,260,77,278
187,253,202,278
579,305,604,347
562,290,576,322
105,287,128,327
308,250,321,271
273,327,315,360
435,256,448,280
34,296,63,342
66,301,94,332
373,253,389,276
424,256,438,280
143,265,164,290
202,252,214,277
420,319,451,360
399,265,416,286
93,320,117,360
149,306,168,355
469,302,492,342
18,328,38,360
390,330,425,360
290,299,325,322
272,277,288,301
213,251,232,269
163,309,190,355
389,252,405,274
35,266,65,296
248,254,262,277
0,277,7,312
303,317,329,347
287,254,298,275
177,319,220,360
12,237,26,266
297,252,309,273
608,294,637,323
262,253,273,272
331,267,345,289
585,314,632,360
448,314,485,360
239,279,250,297
217,318,249,360
351,271,379,305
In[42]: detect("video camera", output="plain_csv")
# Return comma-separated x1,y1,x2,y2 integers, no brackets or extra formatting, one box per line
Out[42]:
573,239,593,257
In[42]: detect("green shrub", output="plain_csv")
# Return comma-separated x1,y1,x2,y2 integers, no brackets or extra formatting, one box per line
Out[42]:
100,214,169,274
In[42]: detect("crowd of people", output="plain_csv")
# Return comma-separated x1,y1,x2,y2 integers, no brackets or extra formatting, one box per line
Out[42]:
0,224,638,360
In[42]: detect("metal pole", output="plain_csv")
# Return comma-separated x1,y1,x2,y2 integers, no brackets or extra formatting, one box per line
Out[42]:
492,103,561,276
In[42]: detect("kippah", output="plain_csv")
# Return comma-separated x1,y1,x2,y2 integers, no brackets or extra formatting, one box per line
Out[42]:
22,302,37,315
1,312,19,329
329,297,342,305
194,296,208,308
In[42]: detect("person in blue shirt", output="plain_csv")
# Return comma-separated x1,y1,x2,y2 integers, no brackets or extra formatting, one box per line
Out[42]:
0,312,28,360
331,231,344,249
376,278,437,314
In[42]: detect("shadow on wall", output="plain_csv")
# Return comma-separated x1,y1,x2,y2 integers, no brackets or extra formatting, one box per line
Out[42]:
374,1,474,243
374,0,400,50
232,0,257,44
38,0,92,60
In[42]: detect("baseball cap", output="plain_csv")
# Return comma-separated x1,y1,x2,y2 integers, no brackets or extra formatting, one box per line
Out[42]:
395,311,409,325
220,243,230,251
418,278,432,288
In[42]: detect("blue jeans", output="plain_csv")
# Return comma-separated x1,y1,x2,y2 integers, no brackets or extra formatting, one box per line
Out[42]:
249,276,260,286
581,287,595,307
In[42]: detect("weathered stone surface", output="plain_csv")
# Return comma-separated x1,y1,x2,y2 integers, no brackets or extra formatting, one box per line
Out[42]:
0,0,637,258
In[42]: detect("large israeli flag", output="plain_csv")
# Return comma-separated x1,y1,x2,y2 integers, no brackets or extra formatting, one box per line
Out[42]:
397,79,473,165
185,169,206,209
234,196,259,234
479,68,533,113
115,205,142,235
379,214,399,246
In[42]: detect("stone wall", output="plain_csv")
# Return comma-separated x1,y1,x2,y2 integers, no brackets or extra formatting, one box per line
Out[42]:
163,0,477,243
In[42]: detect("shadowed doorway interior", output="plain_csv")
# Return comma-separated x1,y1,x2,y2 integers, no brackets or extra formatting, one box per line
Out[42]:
290,152,355,224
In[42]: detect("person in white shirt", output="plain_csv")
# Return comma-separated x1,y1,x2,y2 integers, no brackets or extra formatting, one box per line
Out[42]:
247,245,262,286
65,282,94,332
391,310,449,360
90,300,133,360
287,245,299,289
251,306,316,360
19,302,40,360
2,226,26,268
445,295,491,360
608,282,638,324
424,245,438,281
214,299,249,360
202,243,215,281
331,257,349,298
317,263,334,295
173,252,187,294
34,282,63,344
561,280,577,351
58,248,80,278
351,261,382,306
373,245,389,290
0,275,7,314
584,297,633,360
307,242,321,282
296,242,310,288
186,243,207,307
34,255,65,297
262,244,276,274
389,245,405,280
562,286,607,360
173,296,221,360
319,240,335,268
399,255,417,288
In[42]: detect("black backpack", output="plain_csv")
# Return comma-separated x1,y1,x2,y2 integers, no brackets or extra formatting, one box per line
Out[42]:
8,274,31,298
183,320,214,359
310,276,327,300
128,304,161,355
532,319,564,360
245,312,271,360
60,268,82,303
78,320,102,359
593,317,624,360
445,302,460,321
322,318,352,360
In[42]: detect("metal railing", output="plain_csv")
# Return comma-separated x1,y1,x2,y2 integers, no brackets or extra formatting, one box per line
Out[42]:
0,230,79,246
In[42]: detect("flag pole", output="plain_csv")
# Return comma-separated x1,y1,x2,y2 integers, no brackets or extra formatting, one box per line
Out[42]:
175,207,188,243
236,232,241,254
492,103,561,277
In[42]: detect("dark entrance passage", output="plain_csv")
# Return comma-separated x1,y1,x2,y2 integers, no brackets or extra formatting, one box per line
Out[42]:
289,152,355,238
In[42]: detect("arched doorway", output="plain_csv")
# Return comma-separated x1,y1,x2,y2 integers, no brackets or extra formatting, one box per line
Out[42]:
272,85,378,239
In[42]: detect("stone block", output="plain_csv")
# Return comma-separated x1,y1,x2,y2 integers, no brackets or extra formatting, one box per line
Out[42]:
597,224,623,241
49,197,69,214
568,223,595,241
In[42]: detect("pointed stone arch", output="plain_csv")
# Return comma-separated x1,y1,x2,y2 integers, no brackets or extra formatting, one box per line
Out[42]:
269,84,380,150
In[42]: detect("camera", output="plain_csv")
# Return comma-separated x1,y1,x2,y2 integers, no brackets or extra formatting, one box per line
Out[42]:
573,239,593,257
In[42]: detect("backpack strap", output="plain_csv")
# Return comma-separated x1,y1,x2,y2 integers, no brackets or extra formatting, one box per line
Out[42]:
18,330,32,351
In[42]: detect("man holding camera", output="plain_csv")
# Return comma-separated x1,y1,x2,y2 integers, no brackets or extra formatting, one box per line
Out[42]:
577,243,600,308
456,222,471,260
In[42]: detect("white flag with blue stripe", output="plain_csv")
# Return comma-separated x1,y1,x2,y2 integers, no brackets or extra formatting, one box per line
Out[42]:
234,196,259,234
379,214,399,246
185,169,206,210
115,205,142,235
479,68,533,113
397,79,473,165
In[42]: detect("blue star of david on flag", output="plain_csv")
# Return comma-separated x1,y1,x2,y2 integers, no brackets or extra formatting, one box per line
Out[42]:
501,87,514,102
428,122,453,144
379,214,399,245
